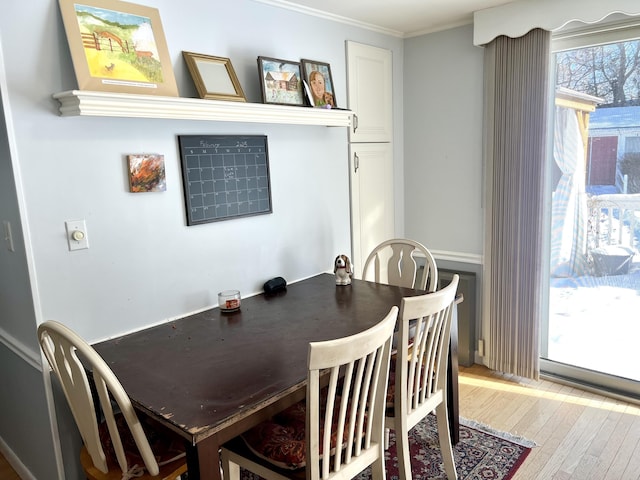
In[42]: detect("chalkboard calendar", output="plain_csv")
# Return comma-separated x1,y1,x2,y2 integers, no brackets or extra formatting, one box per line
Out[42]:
178,135,272,225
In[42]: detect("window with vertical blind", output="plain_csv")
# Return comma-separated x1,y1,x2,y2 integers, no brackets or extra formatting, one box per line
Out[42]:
474,0,640,399
540,16,640,401
482,28,551,380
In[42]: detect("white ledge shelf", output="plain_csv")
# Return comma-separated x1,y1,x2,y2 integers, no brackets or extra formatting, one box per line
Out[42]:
53,90,353,127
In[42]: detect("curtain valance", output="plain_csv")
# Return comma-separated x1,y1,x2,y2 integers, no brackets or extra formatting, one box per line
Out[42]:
473,0,640,46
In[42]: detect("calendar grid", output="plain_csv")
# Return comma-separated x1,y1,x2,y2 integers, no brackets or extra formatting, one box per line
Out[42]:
178,135,272,225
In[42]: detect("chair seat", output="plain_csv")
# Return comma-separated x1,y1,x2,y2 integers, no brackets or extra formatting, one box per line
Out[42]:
95,413,185,477
80,445,187,480
241,401,307,470
241,395,353,470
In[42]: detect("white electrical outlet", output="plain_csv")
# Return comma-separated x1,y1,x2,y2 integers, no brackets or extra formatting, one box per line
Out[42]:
478,339,485,357
65,220,89,251
3,221,14,252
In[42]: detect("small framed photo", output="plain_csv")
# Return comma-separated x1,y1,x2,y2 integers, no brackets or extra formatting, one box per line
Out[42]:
257,56,305,106
182,51,246,102
57,0,178,96
127,154,166,192
301,59,336,108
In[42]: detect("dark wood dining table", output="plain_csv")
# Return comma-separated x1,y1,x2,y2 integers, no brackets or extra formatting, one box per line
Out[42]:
92,273,459,480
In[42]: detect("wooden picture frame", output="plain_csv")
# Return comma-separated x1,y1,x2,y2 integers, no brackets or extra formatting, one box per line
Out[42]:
178,135,272,225
57,0,178,96
182,51,246,102
301,59,337,108
257,56,304,106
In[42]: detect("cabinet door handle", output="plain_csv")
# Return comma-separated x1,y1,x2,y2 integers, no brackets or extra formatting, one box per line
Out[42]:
352,114,358,133
354,153,359,173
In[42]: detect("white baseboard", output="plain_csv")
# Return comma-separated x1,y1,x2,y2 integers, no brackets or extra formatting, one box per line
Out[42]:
0,436,36,480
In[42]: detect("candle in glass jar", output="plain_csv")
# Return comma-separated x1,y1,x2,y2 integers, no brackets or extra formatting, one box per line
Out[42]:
218,290,241,312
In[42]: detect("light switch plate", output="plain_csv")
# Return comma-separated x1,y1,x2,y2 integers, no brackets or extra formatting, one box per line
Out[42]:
65,220,89,251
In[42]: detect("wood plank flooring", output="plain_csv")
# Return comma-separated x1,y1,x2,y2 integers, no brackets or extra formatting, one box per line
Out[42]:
459,364,640,480
0,364,638,479
0,452,20,480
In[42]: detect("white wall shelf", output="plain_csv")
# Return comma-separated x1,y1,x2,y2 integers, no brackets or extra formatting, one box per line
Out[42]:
53,90,353,127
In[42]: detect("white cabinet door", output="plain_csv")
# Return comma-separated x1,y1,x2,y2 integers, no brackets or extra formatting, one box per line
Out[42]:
349,143,394,278
346,41,393,143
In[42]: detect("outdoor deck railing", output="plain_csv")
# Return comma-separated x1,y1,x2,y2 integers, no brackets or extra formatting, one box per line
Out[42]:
588,193,640,250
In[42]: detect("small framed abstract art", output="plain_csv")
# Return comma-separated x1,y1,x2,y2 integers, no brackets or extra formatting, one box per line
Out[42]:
127,154,166,192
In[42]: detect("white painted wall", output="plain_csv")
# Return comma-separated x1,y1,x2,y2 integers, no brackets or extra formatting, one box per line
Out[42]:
0,1,404,478
5,0,404,345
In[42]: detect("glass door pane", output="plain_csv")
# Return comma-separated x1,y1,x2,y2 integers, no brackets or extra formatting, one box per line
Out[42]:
543,39,640,397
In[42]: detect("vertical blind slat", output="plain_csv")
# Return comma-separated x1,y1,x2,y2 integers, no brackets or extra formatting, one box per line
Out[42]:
484,28,551,379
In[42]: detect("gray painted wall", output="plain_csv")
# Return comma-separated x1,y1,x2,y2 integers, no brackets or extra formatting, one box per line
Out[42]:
403,25,484,258
403,25,486,366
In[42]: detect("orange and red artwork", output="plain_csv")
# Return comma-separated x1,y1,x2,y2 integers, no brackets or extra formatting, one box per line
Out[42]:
127,154,166,192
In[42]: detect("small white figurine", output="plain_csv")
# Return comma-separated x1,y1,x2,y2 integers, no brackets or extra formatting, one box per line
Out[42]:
334,254,353,285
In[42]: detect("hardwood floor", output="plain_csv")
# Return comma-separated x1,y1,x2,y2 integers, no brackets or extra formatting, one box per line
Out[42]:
459,364,640,480
0,452,20,480
1,364,638,479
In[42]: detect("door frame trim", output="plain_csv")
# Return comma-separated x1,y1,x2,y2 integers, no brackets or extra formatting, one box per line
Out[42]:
541,358,640,404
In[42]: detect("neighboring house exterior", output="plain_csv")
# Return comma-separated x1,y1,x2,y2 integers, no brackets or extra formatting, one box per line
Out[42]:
588,106,640,190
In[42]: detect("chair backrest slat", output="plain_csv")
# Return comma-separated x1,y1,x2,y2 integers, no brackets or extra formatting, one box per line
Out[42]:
362,238,438,292
38,321,161,477
383,275,459,480
306,306,397,480
399,276,458,416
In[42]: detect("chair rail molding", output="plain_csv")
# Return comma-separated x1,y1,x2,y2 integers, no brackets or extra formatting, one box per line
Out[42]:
0,325,42,371
431,250,483,265
53,90,353,127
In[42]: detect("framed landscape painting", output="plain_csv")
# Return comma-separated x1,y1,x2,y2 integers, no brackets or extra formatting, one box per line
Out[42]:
257,56,304,106
58,0,178,96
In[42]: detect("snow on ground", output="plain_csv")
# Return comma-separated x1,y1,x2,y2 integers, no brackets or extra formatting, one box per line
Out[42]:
548,263,640,381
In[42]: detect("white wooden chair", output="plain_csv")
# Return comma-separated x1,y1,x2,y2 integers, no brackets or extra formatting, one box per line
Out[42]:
220,306,399,480
362,238,438,292
385,275,459,480
38,321,187,480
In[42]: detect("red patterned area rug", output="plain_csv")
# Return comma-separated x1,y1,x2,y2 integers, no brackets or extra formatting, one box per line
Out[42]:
240,414,535,480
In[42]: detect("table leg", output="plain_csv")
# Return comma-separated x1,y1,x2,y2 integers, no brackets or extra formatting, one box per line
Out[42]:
186,436,221,480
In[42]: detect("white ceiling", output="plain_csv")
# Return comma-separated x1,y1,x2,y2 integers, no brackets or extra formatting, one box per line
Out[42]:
260,0,515,37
